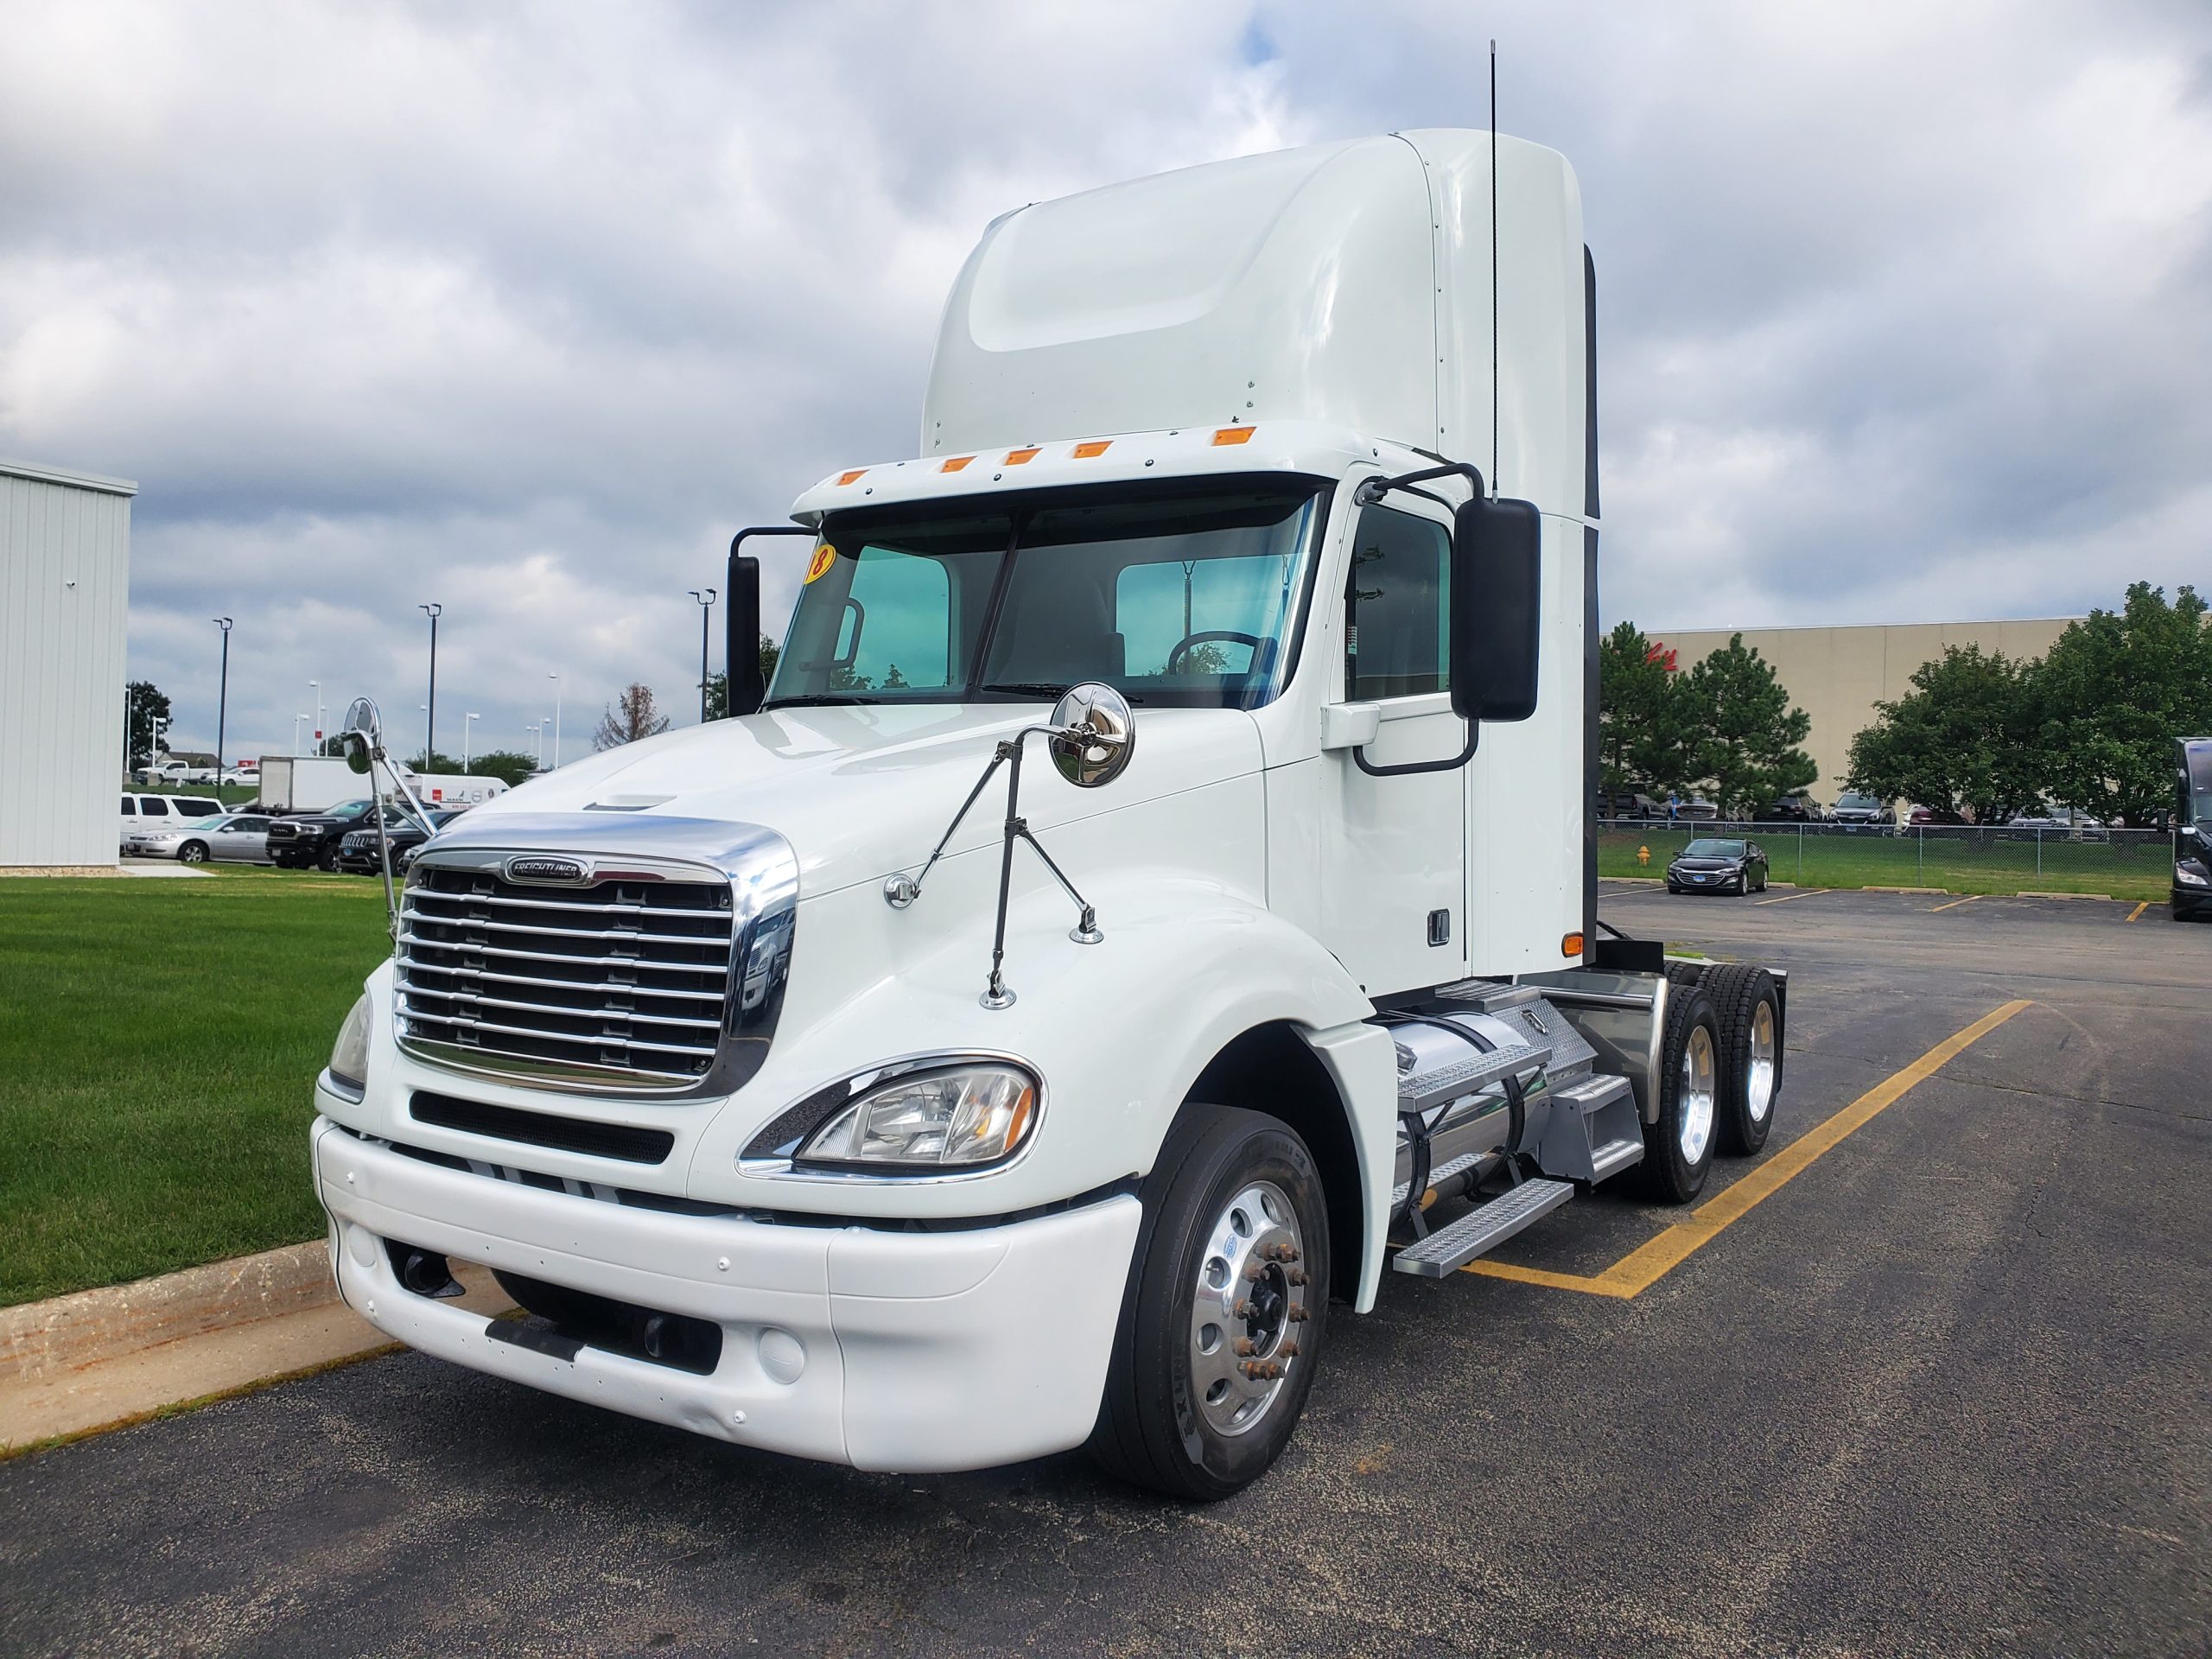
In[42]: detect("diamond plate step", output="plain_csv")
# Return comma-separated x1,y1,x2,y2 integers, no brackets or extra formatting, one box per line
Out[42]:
1389,1178,1576,1278
1589,1137,1645,1181
1390,1147,1490,1211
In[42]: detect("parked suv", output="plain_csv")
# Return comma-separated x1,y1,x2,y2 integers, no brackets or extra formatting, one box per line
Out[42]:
1595,789,1660,821
267,798,379,870
335,807,464,875
1764,794,1822,823
119,792,226,851
1830,792,1894,831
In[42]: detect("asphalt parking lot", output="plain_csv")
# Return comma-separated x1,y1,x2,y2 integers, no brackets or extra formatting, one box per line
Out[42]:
3,888,2208,1657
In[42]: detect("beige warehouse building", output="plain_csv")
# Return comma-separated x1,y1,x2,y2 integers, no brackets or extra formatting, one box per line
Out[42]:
1647,618,2080,804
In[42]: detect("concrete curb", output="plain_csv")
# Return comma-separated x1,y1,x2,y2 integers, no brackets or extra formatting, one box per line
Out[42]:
2017,890,2113,901
0,1241,338,1383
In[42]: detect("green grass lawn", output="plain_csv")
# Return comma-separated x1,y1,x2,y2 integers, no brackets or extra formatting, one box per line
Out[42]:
1600,827,2171,899
0,868,391,1306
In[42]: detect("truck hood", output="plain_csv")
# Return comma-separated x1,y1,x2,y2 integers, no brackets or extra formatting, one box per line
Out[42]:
435,702,1264,899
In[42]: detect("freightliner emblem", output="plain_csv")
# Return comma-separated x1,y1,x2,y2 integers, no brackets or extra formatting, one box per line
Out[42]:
504,855,590,885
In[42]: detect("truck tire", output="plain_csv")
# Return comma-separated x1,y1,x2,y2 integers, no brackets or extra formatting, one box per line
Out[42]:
1639,985,1719,1204
1707,965,1782,1156
316,845,340,873
1090,1105,1329,1502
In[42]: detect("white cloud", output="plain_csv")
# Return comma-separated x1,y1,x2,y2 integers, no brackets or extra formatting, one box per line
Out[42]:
2,0,2207,754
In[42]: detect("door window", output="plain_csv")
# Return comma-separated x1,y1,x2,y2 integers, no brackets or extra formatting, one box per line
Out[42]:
1344,505,1450,701
121,798,137,817
140,798,170,818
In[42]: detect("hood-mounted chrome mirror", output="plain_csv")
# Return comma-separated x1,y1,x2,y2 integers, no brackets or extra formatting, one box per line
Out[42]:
883,681,1135,1009
338,695,442,942
1046,683,1135,788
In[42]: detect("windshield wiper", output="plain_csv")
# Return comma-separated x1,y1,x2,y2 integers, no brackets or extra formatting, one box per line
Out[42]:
761,694,879,709
979,682,1071,701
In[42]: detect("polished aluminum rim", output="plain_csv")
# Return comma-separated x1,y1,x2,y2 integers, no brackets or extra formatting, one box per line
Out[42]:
1746,999,1777,1124
1678,1025,1716,1163
1188,1179,1307,1438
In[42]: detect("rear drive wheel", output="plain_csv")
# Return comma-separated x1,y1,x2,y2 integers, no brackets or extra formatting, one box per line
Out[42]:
178,842,208,864
1639,985,1719,1204
1090,1106,1328,1501
1707,964,1783,1156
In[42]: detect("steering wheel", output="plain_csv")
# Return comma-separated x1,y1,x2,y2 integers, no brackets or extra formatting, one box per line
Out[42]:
1165,630,1265,675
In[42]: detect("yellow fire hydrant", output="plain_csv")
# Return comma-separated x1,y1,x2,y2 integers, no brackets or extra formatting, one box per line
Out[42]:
1637,845,1651,868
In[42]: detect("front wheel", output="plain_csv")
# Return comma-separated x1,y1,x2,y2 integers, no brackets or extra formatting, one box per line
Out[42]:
178,842,208,864
316,845,340,873
1090,1106,1329,1501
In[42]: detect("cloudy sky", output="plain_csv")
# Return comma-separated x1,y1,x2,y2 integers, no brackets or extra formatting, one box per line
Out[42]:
4,1,2209,762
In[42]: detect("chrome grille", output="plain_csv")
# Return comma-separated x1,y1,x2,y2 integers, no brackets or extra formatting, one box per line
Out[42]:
396,863,735,1090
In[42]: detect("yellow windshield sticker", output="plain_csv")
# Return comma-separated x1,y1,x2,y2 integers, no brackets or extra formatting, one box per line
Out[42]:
804,543,836,584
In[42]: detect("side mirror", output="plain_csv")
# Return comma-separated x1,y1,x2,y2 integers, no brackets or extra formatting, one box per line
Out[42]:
340,697,382,774
1449,495,1542,723
1047,683,1135,788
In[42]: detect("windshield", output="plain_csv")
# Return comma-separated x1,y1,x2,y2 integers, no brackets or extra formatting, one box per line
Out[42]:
1837,794,1878,810
2185,741,2212,823
766,482,1326,711
1683,839,1746,859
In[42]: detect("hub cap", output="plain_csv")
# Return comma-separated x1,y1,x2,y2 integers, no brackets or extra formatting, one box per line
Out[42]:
1678,1025,1716,1163
1746,1000,1777,1124
1187,1180,1307,1438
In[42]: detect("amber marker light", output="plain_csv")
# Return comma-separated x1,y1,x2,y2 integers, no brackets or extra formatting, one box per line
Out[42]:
1211,425,1257,445
1004,447,1041,465
836,468,868,485
1561,931,1586,958
940,455,975,472
1071,440,1112,458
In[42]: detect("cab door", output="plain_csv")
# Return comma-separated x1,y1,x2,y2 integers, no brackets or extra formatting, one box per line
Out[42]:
1314,499,1468,998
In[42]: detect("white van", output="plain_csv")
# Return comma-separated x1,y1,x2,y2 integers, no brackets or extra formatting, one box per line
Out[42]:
119,792,226,852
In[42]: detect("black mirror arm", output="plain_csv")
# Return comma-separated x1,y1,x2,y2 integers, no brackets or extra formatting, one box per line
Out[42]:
1353,721,1478,778
1354,461,1486,512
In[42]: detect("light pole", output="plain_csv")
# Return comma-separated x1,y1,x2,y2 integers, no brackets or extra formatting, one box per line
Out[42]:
689,588,717,721
526,721,543,769
212,617,232,787
308,679,324,753
463,712,480,770
548,672,563,767
293,713,307,753
420,602,442,762
149,713,168,772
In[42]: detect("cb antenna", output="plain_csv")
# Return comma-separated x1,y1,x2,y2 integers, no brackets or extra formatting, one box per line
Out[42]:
1491,38,1500,499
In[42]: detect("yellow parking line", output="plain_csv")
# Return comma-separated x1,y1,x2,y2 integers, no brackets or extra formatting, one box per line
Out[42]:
1461,999,2033,1299
2126,900,2149,923
1751,887,1825,906
1929,893,1980,912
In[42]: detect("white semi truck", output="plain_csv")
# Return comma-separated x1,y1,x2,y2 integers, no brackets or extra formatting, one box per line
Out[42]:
311,130,1787,1498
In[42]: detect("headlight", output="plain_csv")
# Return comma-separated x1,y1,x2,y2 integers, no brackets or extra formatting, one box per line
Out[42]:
327,994,372,1099
795,1064,1039,1170
2177,863,2209,887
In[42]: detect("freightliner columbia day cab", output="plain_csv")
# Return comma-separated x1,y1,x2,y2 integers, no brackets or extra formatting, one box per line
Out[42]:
312,130,1789,1499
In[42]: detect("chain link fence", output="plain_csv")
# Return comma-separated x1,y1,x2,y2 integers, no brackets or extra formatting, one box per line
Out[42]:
1598,819,2172,899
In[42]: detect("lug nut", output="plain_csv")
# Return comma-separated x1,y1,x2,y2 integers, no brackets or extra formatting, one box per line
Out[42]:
1281,1342,1299,1358
1287,1269,1308,1287
1234,1338,1257,1357
1234,1300,1253,1319
1287,1305,1309,1322
1244,1262,1264,1282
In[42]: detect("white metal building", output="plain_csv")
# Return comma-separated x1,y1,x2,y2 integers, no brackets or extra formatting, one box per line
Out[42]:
1,458,137,869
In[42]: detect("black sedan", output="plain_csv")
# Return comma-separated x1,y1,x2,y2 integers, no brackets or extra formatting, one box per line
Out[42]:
1666,836,1769,896
335,808,464,875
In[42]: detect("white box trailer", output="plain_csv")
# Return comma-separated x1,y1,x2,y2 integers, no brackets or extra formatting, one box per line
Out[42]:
310,130,1787,1498
259,756,508,812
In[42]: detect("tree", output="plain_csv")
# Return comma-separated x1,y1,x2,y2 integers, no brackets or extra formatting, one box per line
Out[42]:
1846,645,2037,823
1677,633,1816,817
594,683,671,750
2027,582,2212,826
1596,623,1693,791
461,749,539,787
123,680,172,769
702,636,784,719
